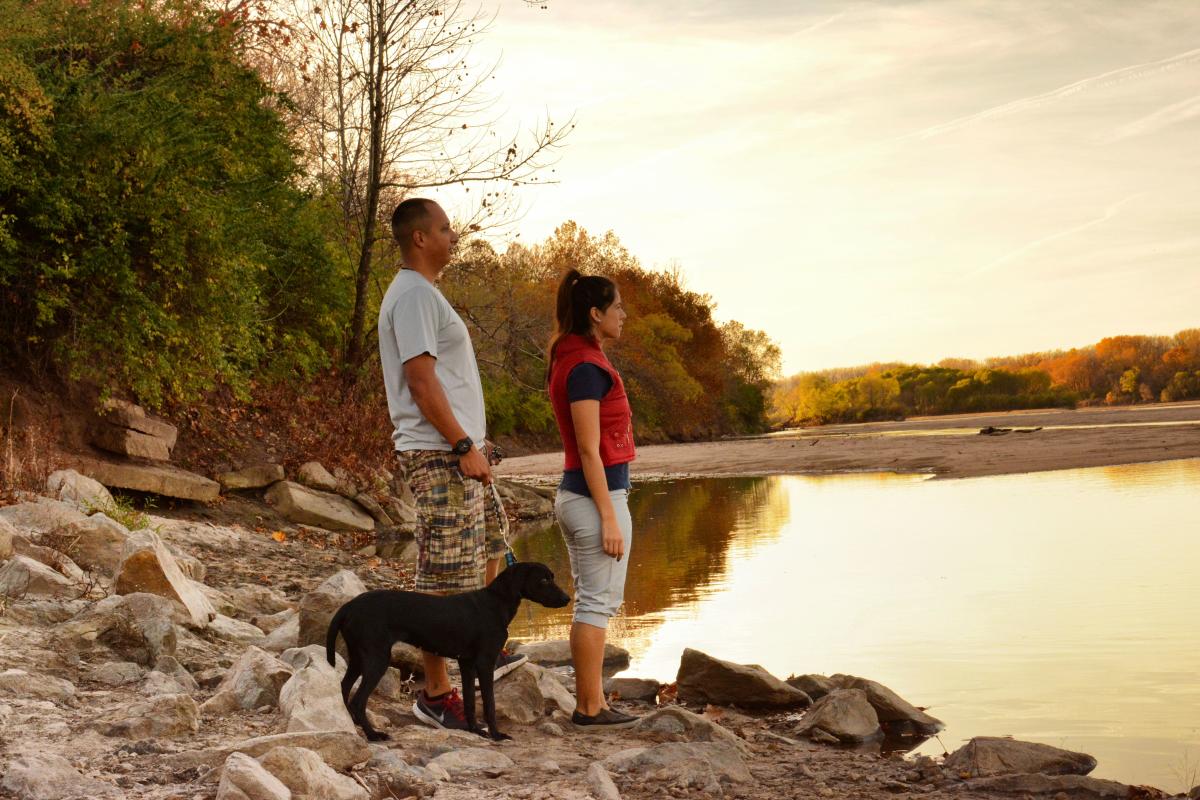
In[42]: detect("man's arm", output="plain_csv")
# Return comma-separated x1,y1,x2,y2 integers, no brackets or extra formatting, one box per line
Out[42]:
404,354,492,484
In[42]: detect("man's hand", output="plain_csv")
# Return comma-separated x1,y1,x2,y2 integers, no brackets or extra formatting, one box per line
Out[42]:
484,440,505,466
458,447,493,485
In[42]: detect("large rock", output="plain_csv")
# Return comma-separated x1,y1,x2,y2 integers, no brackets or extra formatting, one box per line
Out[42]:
278,646,355,733
965,773,1151,798
353,492,393,527
945,736,1098,778
201,646,294,715
490,661,547,724
46,468,114,511
57,592,178,665
587,762,622,800
75,456,221,502
495,479,554,519
367,749,442,799
831,674,944,734
516,639,629,669
90,422,172,461
229,584,292,619
528,662,576,714
793,688,881,743
0,753,118,799
427,747,514,777
0,497,88,532
216,752,292,800
264,613,300,653
0,555,77,597
0,668,77,704
209,614,268,647
96,398,179,447
676,648,810,709
786,673,837,700
634,706,750,755
603,742,751,794
169,731,370,773
266,482,374,532
298,569,367,648
257,746,368,800
113,530,216,626
57,513,132,574
87,660,145,687
218,464,286,492
297,462,339,492
254,608,297,634
94,692,199,737
606,676,662,702
10,535,85,581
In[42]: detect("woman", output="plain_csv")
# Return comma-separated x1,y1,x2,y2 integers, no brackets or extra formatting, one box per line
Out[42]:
547,269,639,729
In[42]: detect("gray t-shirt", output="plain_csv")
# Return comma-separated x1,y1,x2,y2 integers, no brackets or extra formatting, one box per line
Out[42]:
378,270,486,452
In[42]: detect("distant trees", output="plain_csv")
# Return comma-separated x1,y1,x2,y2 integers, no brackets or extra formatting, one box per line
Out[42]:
771,327,1200,428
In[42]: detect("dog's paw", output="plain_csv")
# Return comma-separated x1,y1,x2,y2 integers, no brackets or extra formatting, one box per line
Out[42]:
490,731,513,742
365,731,391,742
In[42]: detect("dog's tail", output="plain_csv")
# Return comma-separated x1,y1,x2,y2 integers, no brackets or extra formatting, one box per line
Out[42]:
325,601,350,667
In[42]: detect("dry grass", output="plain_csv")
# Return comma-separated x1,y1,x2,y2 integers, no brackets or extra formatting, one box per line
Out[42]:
1,389,56,498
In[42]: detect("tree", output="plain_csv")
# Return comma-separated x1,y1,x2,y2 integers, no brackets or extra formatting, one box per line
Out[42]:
289,0,571,369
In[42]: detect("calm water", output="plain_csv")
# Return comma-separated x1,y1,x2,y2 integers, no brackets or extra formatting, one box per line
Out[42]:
508,460,1200,790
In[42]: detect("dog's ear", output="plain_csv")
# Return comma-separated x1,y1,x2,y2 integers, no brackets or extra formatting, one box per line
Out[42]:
489,563,524,604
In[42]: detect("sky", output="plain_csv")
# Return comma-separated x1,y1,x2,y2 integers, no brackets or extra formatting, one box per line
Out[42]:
448,0,1200,375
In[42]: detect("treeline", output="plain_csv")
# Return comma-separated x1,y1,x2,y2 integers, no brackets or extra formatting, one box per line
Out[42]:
771,329,1200,426
0,0,779,451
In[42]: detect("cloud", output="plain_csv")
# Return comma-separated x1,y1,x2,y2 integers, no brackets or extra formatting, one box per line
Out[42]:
1100,93,1200,143
967,194,1145,280
905,47,1200,141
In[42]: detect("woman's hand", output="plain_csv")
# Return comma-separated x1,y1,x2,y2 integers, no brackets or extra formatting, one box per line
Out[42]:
601,516,624,561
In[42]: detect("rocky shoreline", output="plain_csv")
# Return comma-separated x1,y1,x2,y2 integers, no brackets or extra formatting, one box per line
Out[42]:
0,467,1192,800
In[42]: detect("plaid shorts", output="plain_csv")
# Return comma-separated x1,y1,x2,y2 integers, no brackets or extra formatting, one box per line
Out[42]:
396,450,509,593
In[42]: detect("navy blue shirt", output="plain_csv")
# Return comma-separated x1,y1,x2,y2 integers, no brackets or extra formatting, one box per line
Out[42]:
559,363,631,497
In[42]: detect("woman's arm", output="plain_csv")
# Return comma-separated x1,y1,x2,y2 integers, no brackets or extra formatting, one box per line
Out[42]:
569,399,624,561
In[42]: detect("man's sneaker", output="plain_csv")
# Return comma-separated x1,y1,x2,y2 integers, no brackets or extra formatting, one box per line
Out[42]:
494,649,528,680
412,688,469,731
571,707,640,730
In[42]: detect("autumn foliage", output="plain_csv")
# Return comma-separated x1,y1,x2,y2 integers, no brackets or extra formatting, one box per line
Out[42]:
771,328,1200,427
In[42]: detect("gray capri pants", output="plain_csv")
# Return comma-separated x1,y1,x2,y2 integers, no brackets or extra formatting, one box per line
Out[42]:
555,488,633,629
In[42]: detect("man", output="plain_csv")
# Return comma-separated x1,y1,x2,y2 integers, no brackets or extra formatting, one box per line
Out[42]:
379,197,525,731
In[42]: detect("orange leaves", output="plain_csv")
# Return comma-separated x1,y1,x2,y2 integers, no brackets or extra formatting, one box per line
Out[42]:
271,530,287,542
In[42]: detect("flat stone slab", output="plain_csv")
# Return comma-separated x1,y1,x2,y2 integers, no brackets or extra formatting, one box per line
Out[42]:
217,464,285,491
74,457,220,502
91,421,172,461
97,399,179,447
265,481,374,532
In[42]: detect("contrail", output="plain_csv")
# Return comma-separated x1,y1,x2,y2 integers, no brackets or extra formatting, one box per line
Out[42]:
1101,92,1200,143
905,47,1200,141
966,193,1144,280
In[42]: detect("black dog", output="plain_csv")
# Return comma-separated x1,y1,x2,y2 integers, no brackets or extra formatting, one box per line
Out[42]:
325,561,571,741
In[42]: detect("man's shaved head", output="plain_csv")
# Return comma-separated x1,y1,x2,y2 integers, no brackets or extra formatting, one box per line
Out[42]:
391,198,435,253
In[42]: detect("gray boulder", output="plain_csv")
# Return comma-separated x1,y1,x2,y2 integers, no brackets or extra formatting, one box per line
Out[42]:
1,753,118,799
587,762,622,800
169,731,370,773
831,673,944,734
93,692,199,737
254,608,296,634
153,655,199,692
266,481,374,532
965,773,1141,798
606,676,662,702
495,479,554,519
278,646,355,733
634,706,750,755
58,513,131,574
46,468,115,511
786,673,837,700
257,746,368,800
297,462,339,492
603,742,751,795
86,660,145,687
264,612,300,653
201,646,294,715
427,747,514,777
352,492,393,527
229,584,292,618
516,639,629,669
944,736,1098,778
57,592,178,665
0,555,76,597
676,648,810,709
209,614,268,647
0,668,77,704
216,752,292,800
218,464,286,492
0,497,88,531
298,569,367,648
793,688,881,743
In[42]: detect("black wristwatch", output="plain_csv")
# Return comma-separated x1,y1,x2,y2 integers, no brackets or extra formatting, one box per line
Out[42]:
452,437,474,456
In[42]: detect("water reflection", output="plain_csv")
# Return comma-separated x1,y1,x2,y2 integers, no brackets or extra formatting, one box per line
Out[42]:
510,460,1200,791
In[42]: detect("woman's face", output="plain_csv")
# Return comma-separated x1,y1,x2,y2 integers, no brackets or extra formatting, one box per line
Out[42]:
591,288,626,342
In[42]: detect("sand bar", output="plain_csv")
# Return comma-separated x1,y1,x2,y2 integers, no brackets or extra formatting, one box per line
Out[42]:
499,401,1200,481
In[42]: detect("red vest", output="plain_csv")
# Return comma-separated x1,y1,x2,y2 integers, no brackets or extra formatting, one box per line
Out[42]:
548,334,636,470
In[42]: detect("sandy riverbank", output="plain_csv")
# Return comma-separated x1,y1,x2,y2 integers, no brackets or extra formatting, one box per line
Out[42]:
498,401,1200,481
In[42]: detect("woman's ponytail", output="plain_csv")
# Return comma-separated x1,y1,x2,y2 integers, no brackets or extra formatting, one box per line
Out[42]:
546,269,617,381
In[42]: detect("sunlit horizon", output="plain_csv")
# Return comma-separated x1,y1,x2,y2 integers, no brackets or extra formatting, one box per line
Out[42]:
429,0,1200,375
